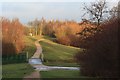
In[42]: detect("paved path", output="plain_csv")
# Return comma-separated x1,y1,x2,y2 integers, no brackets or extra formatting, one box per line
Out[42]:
31,40,42,58
23,71,40,79
23,40,42,79
24,39,80,79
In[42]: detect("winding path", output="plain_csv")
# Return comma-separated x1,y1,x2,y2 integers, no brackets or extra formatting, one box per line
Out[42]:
23,40,42,79
24,39,79,79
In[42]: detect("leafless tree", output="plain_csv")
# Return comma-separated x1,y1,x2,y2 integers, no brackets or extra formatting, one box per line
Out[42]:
83,0,107,26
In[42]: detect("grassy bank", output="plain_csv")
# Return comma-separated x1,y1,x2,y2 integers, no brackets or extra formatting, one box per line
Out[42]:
40,37,82,67
23,36,37,58
39,36,84,78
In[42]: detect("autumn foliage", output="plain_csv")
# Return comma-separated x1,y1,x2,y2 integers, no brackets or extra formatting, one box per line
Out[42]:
54,20,97,47
54,21,79,45
1,17,25,55
76,18,119,77
27,18,97,47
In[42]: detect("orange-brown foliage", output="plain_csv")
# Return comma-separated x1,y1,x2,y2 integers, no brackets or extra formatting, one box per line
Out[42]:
54,20,97,46
2,17,25,55
54,21,81,45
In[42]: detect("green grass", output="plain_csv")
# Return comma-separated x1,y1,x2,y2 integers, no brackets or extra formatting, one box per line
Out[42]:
43,62,80,67
40,70,81,78
2,63,34,78
40,38,82,66
40,70,93,78
43,36,56,41
23,36,42,58
23,36,37,58
40,70,97,79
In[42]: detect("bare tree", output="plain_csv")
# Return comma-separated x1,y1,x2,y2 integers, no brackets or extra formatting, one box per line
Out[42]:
28,17,47,36
33,19,39,36
119,1,120,19
28,18,42,36
110,6,118,17
39,17,46,36
83,0,107,26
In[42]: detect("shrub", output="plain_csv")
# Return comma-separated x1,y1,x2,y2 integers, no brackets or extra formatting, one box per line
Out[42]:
57,36,71,46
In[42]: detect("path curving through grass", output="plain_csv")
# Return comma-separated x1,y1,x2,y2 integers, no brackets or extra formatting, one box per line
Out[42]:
24,38,80,79
29,39,80,70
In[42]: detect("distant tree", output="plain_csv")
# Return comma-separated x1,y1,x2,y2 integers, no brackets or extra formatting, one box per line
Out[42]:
39,17,46,36
118,1,120,19
42,21,55,37
83,0,107,26
33,19,39,36
109,4,120,20
28,18,46,36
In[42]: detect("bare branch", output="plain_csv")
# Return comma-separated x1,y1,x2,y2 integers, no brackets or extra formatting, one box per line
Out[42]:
83,0,107,26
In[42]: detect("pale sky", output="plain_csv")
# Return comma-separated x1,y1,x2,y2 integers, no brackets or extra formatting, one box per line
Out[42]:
0,0,119,24
0,0,119,2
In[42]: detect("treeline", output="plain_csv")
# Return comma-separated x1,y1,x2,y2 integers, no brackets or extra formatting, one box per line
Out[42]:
27,19,97,47
1,17,98,55
1,17,25,55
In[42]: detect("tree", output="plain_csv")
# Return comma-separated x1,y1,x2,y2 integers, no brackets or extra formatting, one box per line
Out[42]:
39,17,46,36
83,0,107,26
118,1,120,19
28,18,46,36
76,18,119,77
109,6,118,18
109,1,120,19
2,17,25,55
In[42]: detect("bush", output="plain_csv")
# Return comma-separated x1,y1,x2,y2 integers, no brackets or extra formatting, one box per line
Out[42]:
2,53,27,64
76,18,119,77
57,36,71,46
68,34,80,47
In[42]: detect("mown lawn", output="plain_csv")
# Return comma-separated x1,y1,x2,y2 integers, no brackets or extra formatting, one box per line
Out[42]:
40,70,81,78
2,63,34,78
40,70,96,79
40,37,82,67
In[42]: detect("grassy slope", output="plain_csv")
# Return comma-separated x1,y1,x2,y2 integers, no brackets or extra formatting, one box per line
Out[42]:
2,36,38,78
23,36,37,58
39,36,94,78
40,38,82,67
40,37,83,78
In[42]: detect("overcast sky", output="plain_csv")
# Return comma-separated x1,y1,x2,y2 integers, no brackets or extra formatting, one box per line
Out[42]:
0,0,119,24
